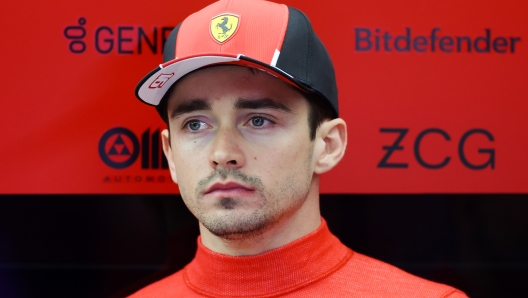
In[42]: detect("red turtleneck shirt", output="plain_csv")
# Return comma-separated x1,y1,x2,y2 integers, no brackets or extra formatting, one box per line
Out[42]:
130,219,467,297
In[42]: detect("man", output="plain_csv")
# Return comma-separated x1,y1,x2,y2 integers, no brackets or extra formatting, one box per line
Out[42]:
131,0,467,296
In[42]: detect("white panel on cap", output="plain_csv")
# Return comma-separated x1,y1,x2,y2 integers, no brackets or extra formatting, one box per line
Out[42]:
270,49,280,67
138,56,240,105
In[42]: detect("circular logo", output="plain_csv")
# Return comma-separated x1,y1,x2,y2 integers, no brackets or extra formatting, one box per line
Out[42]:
98,127,140,169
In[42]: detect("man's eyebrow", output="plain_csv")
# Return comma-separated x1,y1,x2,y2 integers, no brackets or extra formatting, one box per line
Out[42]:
234,98,292,113
170,99,211,119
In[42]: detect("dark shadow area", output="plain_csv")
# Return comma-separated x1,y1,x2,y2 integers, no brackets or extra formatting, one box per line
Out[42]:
0,194,526,297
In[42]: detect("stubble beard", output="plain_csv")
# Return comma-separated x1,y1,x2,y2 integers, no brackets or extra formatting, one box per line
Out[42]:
184,147,314,240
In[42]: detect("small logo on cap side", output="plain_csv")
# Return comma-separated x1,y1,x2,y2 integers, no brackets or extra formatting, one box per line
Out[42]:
210,13,240,44
149,73,174,89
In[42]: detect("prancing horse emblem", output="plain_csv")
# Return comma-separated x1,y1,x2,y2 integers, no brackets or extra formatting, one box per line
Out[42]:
210,13,240,44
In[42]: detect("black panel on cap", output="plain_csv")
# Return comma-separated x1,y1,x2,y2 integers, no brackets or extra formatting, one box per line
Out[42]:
155,23,181,121
276,7,338,117
163,23,181,63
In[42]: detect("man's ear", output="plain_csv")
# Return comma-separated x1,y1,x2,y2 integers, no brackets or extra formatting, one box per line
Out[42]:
313,118,347,174
161,129,178,184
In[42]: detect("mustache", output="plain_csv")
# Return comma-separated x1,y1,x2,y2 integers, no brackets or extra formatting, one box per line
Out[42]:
195,169,264,195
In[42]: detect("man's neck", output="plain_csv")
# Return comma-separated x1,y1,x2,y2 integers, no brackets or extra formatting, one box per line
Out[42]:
199,181,321,256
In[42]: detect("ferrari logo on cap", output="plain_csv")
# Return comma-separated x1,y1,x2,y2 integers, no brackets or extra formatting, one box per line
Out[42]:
210,13,240,44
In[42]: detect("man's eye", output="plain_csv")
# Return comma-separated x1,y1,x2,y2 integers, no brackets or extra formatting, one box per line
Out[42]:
251,117,266,127
186,120,206,131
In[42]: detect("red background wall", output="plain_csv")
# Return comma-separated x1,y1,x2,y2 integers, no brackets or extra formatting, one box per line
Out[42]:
1,0,526,194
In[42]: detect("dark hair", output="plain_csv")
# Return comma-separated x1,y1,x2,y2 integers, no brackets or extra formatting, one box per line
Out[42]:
304,92,336,140
157,84,335,141
155,89,171,125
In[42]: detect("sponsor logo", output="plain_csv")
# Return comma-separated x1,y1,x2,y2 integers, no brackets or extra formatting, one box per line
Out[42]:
64,17,174,54
354,28,521,53
210,13,240,44
149,73,174,89
99,127,168,170
99,127,140,169
378,128,495,170
102,175,171,184
63,17,87,53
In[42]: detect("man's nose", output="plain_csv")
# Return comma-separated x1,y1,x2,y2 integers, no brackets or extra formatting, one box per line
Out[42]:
209,126,245,169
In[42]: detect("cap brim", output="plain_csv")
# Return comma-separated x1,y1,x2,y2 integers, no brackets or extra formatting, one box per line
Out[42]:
135,54,314,106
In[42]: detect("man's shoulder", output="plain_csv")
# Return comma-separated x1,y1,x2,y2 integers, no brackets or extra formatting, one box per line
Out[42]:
325,250,467,297
127,269,191,298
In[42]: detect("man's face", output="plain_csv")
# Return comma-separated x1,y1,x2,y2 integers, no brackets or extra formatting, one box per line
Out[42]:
162,65,317,239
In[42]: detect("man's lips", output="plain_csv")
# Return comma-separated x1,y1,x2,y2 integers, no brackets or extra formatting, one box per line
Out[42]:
204,182,255,196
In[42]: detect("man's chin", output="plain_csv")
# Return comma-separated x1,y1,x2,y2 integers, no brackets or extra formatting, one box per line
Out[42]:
218,197,238,210
200,213,275,240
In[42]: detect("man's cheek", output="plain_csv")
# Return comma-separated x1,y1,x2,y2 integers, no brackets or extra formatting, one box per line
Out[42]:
176,177,194,200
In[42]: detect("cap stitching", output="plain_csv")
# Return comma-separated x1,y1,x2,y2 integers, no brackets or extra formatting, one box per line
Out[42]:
300,10,312,84
289,8,310,84
274,4,289,56
224,0,232,11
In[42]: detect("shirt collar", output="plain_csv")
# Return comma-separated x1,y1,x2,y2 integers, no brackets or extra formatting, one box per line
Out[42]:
183,218,353,297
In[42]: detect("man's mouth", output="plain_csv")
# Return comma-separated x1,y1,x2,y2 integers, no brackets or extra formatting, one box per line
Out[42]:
204,181,255,197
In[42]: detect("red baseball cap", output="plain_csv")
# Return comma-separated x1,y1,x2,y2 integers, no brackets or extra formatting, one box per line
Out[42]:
135,0,338,120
